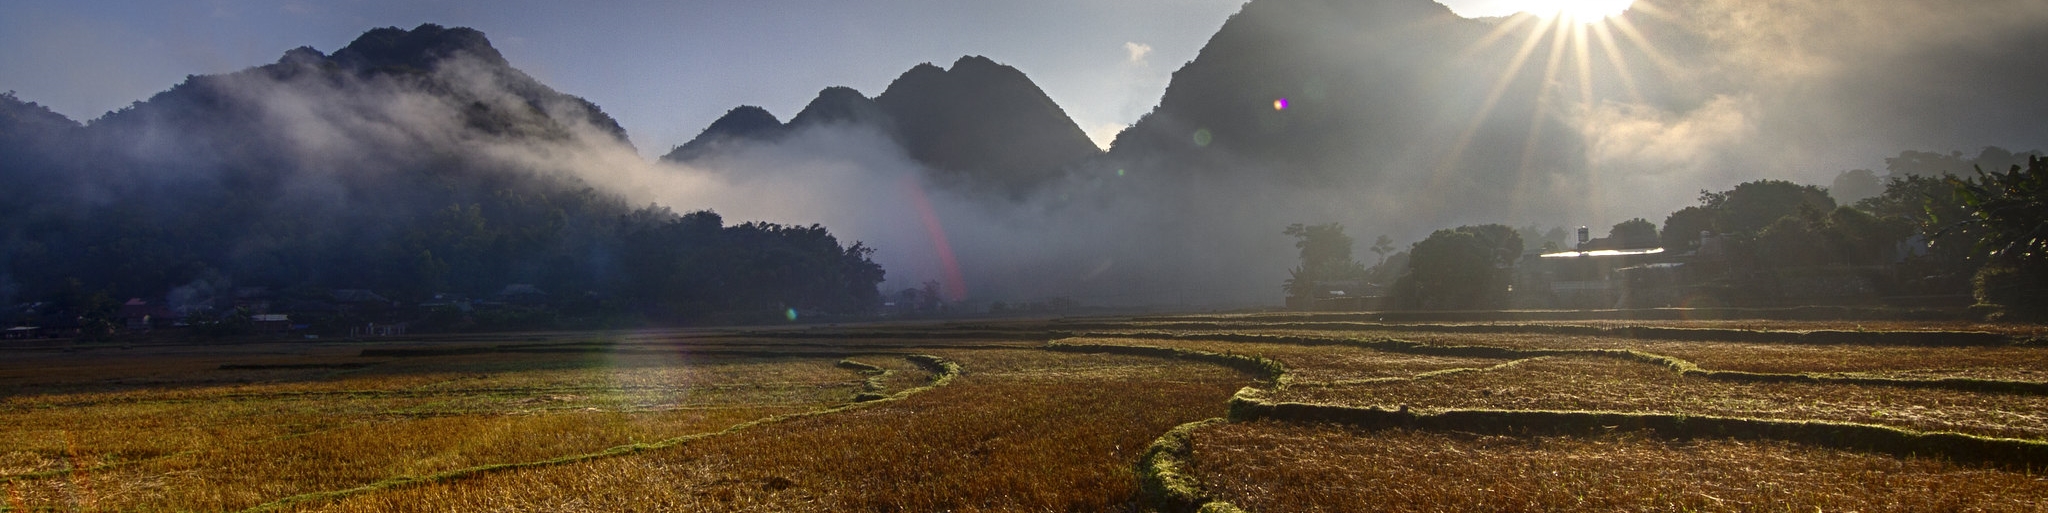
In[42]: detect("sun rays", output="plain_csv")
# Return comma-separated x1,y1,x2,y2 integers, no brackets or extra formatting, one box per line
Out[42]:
1426,0,1677,223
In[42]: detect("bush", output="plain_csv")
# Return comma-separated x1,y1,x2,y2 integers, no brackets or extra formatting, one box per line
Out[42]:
1974,265,2048,320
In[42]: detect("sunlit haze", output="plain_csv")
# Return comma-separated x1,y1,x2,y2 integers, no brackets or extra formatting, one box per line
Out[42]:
1533,0,1635,20
1439,0,1635,19
2,0,2045,307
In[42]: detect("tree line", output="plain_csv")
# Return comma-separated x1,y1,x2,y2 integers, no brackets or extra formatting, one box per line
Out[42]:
1286,146,2047,319
0,89,885,333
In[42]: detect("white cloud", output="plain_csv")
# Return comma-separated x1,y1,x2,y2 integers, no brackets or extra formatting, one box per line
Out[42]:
1123,41,1152,64
1578,95,1756,174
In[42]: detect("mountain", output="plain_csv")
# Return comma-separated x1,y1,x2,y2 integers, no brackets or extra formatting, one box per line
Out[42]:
660,86,893,163
1105,0,2048,227
872,56,1102,194
1106,0,1555,193
668,56,1101,195
660,105,788,162
0,24,884,321
789,86,891,128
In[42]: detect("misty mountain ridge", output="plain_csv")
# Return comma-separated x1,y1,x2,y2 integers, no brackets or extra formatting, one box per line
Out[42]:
658,0,2048,306
659,87,890,163
665,56,1101,197
0,23,885,318
7,0,2048,312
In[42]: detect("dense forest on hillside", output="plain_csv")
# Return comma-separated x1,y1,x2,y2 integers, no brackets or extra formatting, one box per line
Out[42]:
0,25,885,333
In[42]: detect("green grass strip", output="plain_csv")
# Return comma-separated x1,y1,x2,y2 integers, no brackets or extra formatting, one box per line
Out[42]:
834,358,887,374
1125,306,1975,324
234,354,962,513
836,358,896,399
1134,418,1247,513
1043,341,1288,384
1288,357,1548,388
1072,321,2014,346
1084,331,2048,396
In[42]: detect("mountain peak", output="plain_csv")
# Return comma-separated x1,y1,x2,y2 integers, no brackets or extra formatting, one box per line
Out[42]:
875,55,1100,195
949,55,1001,70
661,106,788,162
705,105,784,134
276,46,327,67
789,86,888,128
330,23,507,72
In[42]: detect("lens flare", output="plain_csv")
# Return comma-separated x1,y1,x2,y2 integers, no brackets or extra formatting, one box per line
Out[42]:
1193,129,1213,147
784,308,798,321
1273,98,1289,111
903,175,968,301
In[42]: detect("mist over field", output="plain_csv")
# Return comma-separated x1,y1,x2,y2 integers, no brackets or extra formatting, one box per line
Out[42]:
643,0,2048,305
3,0,2045,311
11,2,2048,510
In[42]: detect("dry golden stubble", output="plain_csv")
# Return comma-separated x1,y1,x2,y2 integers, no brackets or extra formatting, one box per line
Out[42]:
1156,328,2048,381
1058,336,1507,384
4,348,877,512
305,349,1252,513
1271,355,2048,440
1191,420,2048,513
1124,315,2048,337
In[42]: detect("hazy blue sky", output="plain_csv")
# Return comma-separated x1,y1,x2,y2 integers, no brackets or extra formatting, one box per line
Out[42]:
0,0,1548,156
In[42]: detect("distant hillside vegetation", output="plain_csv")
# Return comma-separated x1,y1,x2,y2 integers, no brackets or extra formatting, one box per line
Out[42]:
0,24,884,328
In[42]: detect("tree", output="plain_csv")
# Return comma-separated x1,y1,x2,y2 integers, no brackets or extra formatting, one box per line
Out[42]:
1661,180,1835,252
1855,173,1981,283
1281,223,1367,301
1369,234,1395,266
1887,150,1973,178
1830,169,1884,203
1714,180,1837,236
1460,224,1524,266
1944,156,2048,264
1835,169,1875,203
1943,156,2048,316
1395,225,1519,310
1516,225,1568,254
1609,218,1659,249
1283,223,1356,272
1887,147,2040,178
920,280,944,312
1661,205,1718,251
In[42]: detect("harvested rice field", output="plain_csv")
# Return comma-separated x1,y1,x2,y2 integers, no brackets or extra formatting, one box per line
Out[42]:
1191,421,2048,513
4,313,2046,511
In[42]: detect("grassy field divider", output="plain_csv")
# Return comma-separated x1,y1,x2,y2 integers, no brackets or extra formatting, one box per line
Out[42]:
1227,394,2048,470
1607,349,2048,394
1060,331,2048,508
1288,357,1549,388
235,354,962,513
1089,331,2048,396
1129,306,1974,324
1134,418,1248,513
1082,321,2014,346
722,329,1058,341
836,358,896,401
1043,340,1288,385
1040,339,1274,512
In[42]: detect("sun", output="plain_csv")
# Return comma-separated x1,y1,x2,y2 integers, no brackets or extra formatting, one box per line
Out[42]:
1427,0,1670,220
1524,0,1635,22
